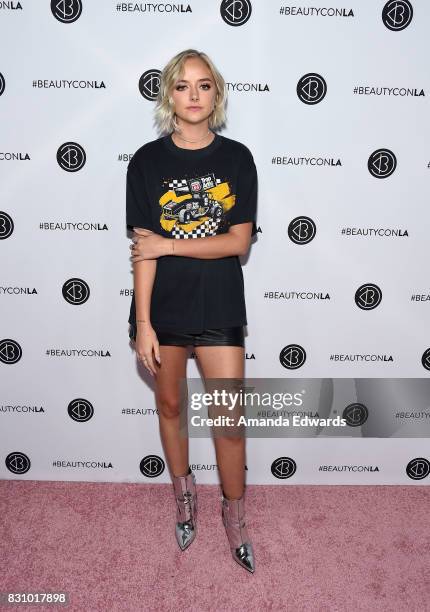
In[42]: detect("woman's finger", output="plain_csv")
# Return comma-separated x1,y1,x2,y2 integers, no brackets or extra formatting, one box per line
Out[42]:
144,352,157,376
153,341,161,364
138,353,154,377
133,227,153,234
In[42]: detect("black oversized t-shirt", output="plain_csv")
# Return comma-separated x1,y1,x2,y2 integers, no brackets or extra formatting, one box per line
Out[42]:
126,131,258,334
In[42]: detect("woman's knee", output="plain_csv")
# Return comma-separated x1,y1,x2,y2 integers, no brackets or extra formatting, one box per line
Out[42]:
156,394,183,419
214,431,245,444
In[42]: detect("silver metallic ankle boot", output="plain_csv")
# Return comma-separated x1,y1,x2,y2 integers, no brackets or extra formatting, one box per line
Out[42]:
221,491,255,573
172,467,197,551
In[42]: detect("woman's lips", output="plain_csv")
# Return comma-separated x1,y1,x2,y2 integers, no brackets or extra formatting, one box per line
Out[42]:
187,107,202,111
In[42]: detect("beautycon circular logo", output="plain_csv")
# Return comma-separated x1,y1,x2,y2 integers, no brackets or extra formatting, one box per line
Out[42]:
355,283,382,310
139,69,161,101
0,212,14,239
51,0,82,23
382,0,413,31
279,344,306,369
62,278,90,305
68,399,94,422
220,0,252,26
406,457,429,480
342,403,369,427
57,142,86,172
288,216,316,244
140,455,165,478
5,452,31,474
421,348,430,371
0,339,22,364
271,457,297,479
297,73,327,104
368,148,397,178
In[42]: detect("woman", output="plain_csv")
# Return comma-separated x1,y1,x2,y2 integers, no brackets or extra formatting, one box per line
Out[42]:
127,49,258,574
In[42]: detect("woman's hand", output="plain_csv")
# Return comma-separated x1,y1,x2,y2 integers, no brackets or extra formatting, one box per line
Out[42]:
130,228,172,262
135,322,161,376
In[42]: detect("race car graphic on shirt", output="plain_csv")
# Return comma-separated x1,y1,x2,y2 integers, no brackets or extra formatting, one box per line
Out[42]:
159,172,235,239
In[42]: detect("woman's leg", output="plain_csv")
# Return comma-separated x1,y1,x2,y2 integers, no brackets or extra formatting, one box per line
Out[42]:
193,345,245,499
154,345,190,478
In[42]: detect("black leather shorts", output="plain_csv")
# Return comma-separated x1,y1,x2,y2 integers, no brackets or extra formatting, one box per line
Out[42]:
128,323,244,347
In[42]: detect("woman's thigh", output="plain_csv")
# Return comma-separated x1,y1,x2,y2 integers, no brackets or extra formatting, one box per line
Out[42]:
194,345,245,379
194,346,245,436
154,345,188,416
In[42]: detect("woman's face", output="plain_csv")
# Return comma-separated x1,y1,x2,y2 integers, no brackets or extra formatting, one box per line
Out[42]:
170,57,217,128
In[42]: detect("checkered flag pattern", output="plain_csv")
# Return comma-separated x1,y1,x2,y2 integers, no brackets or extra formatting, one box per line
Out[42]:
168,178,189,191
171,217,221,239
168,178,223,191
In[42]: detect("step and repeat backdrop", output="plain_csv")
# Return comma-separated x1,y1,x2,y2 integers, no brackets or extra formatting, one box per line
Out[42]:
1,1,429,485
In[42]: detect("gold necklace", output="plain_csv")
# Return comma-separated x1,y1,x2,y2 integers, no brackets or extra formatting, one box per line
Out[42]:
174,129,212,144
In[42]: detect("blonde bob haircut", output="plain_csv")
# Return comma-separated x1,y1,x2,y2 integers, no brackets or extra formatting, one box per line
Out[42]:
154,49,227,136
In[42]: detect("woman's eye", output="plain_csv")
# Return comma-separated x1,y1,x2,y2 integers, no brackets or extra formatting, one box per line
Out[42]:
175,84,211,91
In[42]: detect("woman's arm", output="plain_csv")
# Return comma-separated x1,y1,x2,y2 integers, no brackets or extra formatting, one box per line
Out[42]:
133,258,157,330
170,222,253,258
132,222,253,262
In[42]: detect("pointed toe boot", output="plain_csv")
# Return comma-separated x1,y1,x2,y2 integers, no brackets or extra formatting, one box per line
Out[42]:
172,467,198,551
221,491,255,573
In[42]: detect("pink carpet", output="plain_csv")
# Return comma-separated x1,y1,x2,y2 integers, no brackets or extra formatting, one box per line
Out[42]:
1,480,429,611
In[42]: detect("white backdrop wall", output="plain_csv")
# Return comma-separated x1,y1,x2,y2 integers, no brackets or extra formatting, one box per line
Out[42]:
1,0,429,485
